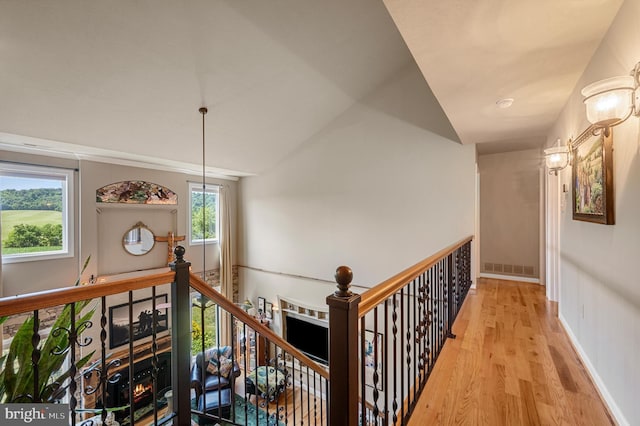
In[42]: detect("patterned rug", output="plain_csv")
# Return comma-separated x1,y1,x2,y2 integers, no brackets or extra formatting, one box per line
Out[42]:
228,395,284,426
192,394,284,426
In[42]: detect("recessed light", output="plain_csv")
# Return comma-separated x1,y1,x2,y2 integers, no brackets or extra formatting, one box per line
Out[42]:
496,98,514,109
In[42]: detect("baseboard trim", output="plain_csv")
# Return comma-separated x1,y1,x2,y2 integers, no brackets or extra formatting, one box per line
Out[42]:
479,273,540,284
558,313,629,426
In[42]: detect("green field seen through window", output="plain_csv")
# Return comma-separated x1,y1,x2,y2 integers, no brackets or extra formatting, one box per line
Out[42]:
1,210,63,254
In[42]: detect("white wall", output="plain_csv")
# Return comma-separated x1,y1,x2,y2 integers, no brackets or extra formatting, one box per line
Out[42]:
547,1,640,423
238,64,476,335
478,149,542,280
1,150,80,296
79,160,237,281
1,155,238,295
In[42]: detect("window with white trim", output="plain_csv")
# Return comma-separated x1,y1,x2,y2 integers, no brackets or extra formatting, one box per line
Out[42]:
189,182,218,245
0,163,74,263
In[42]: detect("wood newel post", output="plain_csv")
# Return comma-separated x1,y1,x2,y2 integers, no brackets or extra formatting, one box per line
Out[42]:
326,266,361,426
170,246,192,425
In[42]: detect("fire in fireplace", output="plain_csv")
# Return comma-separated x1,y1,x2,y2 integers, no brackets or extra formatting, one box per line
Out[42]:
105,352,171,423
133,382,153,404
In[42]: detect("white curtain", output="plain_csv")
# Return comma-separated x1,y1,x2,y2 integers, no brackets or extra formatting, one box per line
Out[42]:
219,185,233,302
219,185,233,345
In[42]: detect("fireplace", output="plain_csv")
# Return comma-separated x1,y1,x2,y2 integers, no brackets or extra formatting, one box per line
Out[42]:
106,352,171,423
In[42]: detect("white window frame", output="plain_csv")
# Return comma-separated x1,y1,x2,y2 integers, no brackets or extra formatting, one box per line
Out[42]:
0,162,74,263
188,182,219,245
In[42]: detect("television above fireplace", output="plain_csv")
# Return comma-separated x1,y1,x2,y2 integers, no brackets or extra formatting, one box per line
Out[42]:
285,315,328,365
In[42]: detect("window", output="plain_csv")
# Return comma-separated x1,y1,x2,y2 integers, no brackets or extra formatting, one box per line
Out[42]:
0,163,74,262
189,182,218,245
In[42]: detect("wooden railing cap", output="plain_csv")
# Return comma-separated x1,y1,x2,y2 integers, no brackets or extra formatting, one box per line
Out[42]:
334,265,353,297
174,245,186,262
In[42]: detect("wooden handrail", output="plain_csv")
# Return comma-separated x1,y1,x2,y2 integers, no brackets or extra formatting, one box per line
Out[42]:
188,273,330,381
0,271,175,318
358,235,473,317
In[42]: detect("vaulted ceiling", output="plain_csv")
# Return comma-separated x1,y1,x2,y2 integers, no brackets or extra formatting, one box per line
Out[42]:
0,0,624,176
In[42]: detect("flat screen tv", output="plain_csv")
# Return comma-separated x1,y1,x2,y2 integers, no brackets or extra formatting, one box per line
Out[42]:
285,315,328,365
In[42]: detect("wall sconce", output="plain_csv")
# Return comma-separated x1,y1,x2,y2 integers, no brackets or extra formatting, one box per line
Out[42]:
544,141,571,175
582,61,640,129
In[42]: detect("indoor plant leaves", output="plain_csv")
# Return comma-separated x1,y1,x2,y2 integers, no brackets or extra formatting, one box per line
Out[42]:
0,256,96,403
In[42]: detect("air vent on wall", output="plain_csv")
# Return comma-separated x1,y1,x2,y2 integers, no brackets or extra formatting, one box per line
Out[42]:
483,262,536,278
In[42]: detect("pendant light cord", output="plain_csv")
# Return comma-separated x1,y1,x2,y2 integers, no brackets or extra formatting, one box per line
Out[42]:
199,107,208,282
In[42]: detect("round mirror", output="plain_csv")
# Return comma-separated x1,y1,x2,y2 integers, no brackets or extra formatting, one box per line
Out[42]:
123,222,155,256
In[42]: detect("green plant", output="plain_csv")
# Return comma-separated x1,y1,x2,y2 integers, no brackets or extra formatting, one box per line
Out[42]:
0,257,96,403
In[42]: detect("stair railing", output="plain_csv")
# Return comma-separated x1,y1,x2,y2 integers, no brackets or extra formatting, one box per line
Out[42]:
187,257,330,425
0,247,330,426
327,236,473,425
0,268,176,425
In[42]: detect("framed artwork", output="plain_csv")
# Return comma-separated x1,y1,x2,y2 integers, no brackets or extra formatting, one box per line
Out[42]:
96,180,177,204
257,297,266,315
109,294,169,348
572,127,614,224
363,330,383,391
265,302,273,319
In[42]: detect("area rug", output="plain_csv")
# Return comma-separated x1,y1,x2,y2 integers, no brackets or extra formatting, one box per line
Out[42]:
192,394,284,426
227,395,284,426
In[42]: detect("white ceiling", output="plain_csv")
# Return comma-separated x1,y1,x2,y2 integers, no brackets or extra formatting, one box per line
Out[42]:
0,0,625,176
383,0,624,153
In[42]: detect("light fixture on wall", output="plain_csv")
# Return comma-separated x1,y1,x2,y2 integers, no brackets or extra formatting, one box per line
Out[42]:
544,142,571,176
582,61,640,129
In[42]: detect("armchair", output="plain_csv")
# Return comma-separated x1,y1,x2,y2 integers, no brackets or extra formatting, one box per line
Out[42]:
190,346,241,400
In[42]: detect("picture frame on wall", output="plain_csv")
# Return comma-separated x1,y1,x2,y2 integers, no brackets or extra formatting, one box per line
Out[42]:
363,330,384,391
109,294,169,349
571,127,614,225
265,302,273,319
257,297,266,314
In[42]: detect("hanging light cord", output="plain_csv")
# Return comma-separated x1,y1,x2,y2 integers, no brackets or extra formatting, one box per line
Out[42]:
199,107,208,282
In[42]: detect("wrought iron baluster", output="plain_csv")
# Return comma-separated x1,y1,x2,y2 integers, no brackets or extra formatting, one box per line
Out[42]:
383,296,389,425
360,315,366,426
127,291,134,425
406,281,413,412
216,303,222,419
372,307,380,420
69,303,77,425
151,286,158,425
400,286,405,422
439,259,444,349
427,268,433,374
100,296,108,423
282,349,289,425
447,253,456,339
418,274,426,385
306,363,311,425
241,323,249,424
299,363,304,426
417,274,423,385
312,369,317,426
392,293,398,424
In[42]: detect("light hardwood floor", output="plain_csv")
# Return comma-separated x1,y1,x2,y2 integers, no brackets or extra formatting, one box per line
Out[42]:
408,278,614,426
